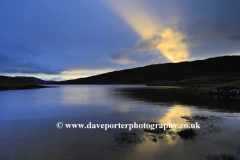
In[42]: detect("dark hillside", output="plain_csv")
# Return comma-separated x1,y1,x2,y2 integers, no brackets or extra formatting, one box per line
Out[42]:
0,76,49,84
54,56,240,84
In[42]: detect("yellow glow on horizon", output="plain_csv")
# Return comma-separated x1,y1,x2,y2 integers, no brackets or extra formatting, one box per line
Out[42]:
61,75,89,80
61,70,110,79
62,70,108,74
3,70,110,81
102,0,189,62
62,70,89,74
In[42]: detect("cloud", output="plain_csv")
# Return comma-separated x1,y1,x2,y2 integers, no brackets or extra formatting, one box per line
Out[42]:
0,53,63,74
62,69,108,75
110,34,162,64
134,34,162,52
111,59,136,65
59,69,111,79
181,38,201,46
1,37,42,56
87,56,107,61
176,17,240,44
173,16,240,58
229,35,240,42
5,44,38,55
110,29,189,64
46,77,66,81
0,52,15,64
103,0,189,63
110,49,135,60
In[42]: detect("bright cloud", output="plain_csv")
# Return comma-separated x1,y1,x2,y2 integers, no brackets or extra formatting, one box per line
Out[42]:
111,59,136,65
103,0,189,63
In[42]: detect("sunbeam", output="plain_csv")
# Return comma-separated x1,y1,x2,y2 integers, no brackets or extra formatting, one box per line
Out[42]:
102,0,189,62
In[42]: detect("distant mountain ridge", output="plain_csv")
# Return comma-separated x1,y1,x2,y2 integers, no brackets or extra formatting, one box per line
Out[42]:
54,55,240,84
0,76,52,84
1,55,239,85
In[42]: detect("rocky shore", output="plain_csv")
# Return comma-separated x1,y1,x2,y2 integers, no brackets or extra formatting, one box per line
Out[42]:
185,85,240,100
208,87,240,95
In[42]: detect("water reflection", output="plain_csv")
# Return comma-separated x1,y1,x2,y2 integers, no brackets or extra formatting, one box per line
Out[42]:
60,85,111,106
0,85,239,160
158,105,191,144
116,87,240,112
159,105,191,125
116,115,223,145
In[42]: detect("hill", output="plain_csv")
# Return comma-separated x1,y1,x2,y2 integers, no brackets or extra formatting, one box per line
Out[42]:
0,75,50,84
53,55,240,85
0,75,54,91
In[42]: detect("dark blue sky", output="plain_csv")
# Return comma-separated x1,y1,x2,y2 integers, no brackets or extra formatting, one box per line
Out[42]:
1,0,240,80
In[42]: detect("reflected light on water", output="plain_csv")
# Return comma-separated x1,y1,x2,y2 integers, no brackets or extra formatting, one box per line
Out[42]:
0,85,240,159
60,86,109,106
159,105,191,144
159,105,191,125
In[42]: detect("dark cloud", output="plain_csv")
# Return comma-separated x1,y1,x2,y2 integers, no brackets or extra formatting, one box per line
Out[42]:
110,49,135,60
5,44,38,55
181,38,201,46
229,35,240,42
110,34,162,64
0,53,63,74
87,56,107,61
0,37,42,56
0,52,15,64
174,14,240,58
176,17,240,44
134,34,162,52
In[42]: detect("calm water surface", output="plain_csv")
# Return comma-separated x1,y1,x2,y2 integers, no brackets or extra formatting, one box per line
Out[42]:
0,85,240,160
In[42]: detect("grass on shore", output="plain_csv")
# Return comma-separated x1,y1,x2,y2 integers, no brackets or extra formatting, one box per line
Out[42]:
148,76,240,87
147,76,240,93
215,81,240,88
196,81,240,93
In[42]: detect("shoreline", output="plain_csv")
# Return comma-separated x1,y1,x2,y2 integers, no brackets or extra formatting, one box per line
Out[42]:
0,83,54,91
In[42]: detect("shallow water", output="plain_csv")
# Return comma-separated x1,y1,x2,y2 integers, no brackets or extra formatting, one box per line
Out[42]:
0,85,240,160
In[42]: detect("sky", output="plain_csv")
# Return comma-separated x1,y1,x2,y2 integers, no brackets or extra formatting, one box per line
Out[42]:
0,0,240,81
